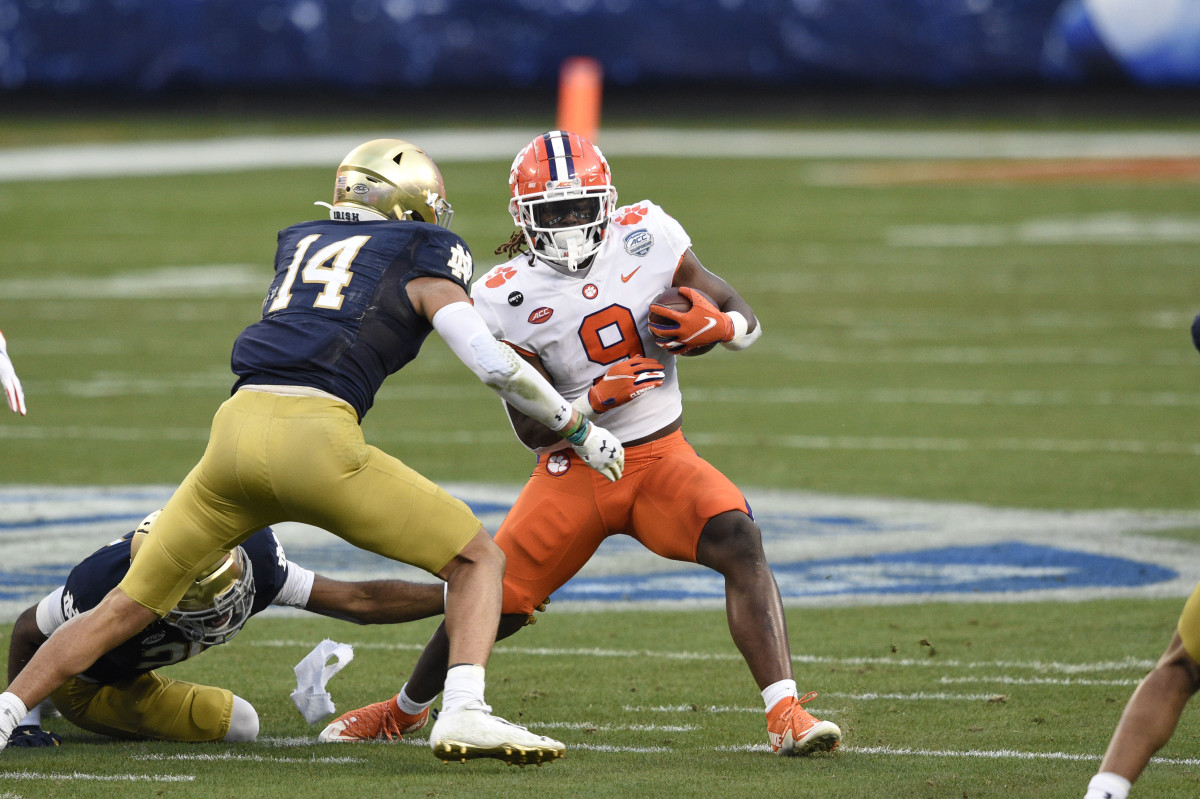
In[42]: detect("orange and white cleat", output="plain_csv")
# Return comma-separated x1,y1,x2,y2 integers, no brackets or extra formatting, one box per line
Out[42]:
766,691,841,756
317,696,429,742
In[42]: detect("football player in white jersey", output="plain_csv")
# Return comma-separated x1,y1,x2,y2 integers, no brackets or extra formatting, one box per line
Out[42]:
319,130,841,757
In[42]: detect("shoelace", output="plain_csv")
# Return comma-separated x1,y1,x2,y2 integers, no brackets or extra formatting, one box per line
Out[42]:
345,701,403,741
797,691,819,706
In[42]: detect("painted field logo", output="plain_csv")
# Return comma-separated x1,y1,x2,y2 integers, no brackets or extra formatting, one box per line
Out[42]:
528,307,553,324
623,229,654,257
3,486,1200,619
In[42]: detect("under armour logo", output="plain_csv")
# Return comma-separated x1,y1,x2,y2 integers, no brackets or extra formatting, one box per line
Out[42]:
600,442,617,457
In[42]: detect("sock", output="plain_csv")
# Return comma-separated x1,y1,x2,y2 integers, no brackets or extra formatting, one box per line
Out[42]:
441,664,486,714
761,679,799,712
397,684,434,716
1085,772,1132,799
0,692,29,742
17,703,41,727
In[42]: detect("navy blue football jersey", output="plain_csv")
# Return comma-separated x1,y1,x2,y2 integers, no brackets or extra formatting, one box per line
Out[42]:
231,219,474,420
59,528,289,684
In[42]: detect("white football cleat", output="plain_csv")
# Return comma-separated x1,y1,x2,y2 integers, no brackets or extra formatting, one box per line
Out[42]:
429,701,565,767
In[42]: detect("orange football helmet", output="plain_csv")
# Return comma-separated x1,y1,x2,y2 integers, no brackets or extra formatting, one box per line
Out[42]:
509,130,618,272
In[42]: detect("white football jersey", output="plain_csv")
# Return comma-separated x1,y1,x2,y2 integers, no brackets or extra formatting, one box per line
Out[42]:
472,200,692,449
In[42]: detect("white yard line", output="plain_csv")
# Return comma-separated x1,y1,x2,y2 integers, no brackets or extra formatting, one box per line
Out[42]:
2,129,1199,183
0,770,193,782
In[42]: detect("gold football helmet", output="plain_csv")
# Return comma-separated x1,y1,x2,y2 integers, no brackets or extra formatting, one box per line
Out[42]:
328,139,454,228
130,510,256,646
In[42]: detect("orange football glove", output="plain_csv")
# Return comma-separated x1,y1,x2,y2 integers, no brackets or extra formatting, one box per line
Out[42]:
587,356,666,413
648,286,734,354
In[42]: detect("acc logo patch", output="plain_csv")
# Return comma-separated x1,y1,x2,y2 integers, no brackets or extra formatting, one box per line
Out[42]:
528,307,553,324
623,229,654,257
508,291,524,307
351,183,370,195
582,283,599,300
546,452,571,476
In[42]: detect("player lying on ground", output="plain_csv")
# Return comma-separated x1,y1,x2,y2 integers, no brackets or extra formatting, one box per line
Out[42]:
5,511,444,746
317,130,841,757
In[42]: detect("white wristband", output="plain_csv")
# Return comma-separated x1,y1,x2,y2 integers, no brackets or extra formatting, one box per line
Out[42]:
571,393,598,421
722,311,762,351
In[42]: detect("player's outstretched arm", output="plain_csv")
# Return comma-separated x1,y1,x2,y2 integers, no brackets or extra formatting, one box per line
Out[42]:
410,277,624,481
0,330,26,416
302,574,445,625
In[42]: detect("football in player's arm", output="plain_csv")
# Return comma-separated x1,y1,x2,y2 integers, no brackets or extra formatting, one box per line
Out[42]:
5,513,444,746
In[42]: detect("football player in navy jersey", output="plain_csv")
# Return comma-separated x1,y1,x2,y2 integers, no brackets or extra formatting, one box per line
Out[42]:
0,138,625,766
6,511,445,747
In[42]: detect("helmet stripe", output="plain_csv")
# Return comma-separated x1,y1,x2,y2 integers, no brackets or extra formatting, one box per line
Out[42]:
543,131,576,183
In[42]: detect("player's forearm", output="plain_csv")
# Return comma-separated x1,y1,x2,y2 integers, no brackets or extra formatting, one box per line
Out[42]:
7,607,47,685
304,579,445,625
432,302,575,432
506,404,561,450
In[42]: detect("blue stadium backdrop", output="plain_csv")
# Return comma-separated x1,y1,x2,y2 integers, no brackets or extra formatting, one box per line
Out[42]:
1,0,1197,93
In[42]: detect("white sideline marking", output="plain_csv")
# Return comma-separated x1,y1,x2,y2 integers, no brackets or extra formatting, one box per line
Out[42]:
715,743,1200,767
134,753,362,763
687,386,1200,409
2,130,1199,183
5,423,1198,458
889,215,1200,247
538,722,698,732
14,371,1200,410
937,675,1139,687
249,640,1156,675
573,743,673,753
0,770,193,782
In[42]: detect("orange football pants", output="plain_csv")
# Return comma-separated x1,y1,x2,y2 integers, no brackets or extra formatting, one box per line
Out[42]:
495,429,750,615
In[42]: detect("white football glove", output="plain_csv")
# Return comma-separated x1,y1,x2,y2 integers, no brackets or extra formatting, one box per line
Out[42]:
570,421,624,482
0,330,26,416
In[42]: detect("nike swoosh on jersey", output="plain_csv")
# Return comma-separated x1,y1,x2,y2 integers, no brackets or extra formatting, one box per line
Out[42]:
681,317,717,344
620,266,641,282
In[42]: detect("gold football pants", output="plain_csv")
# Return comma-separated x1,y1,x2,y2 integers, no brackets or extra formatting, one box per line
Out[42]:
51,672,232,742
1179,581,1200,661
119,389,482,616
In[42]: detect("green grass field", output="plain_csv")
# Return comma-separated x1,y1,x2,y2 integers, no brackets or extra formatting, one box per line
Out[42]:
2,108,1200,798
